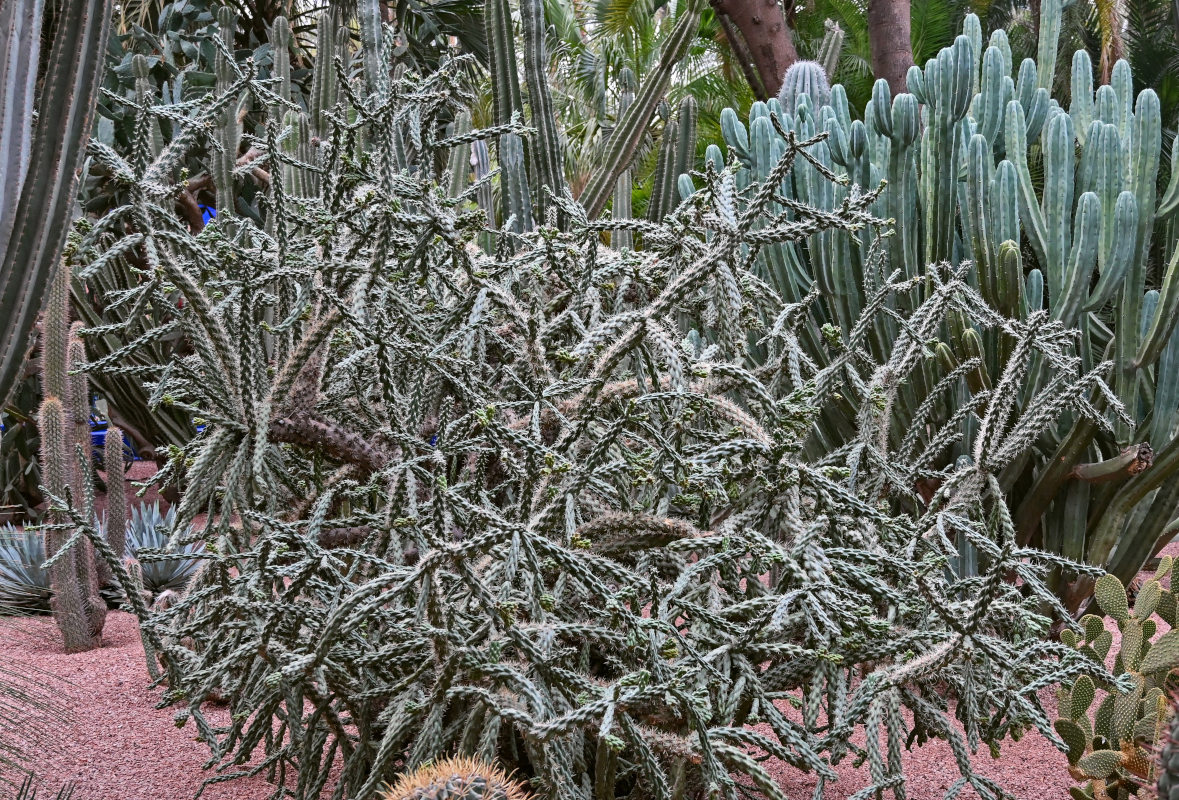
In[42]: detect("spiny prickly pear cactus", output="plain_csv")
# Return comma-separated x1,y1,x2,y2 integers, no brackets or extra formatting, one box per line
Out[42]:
382,758,530,800
1057,561,1179,798
777,60,831,114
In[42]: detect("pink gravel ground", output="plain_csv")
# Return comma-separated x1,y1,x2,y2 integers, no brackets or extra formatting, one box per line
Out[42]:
5,612,275,800
5,459,1171,798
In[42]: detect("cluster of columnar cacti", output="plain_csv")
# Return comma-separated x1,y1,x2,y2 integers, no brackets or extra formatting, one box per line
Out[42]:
708,5,1179,610
36,265,106,653
69,5,1138,799
1055,565,1179,798
646,96,698,223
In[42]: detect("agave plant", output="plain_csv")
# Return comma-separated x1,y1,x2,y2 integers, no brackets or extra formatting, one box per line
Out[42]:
0,525,50,615
125,503,201,597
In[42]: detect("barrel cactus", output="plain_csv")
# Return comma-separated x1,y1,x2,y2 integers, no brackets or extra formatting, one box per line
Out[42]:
382,758,529,800
778,60,831,114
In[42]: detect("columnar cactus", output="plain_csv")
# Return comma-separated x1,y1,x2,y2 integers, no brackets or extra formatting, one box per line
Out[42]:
37,266,105,652
646,96,697,222
0,0,114,409
100,424,127,586
778,61,831,115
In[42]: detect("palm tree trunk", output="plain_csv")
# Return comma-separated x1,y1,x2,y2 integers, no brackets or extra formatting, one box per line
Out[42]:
868,0,913,95
711,0,799,98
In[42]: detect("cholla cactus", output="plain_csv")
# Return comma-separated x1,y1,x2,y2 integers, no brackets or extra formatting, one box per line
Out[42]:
70,6,1130,800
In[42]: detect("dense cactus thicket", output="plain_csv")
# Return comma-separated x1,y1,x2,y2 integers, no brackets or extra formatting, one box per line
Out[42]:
714,3,1179,611
54,5,1142,799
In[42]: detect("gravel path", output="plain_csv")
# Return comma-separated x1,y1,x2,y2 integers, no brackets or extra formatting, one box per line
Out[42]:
5,612,275,800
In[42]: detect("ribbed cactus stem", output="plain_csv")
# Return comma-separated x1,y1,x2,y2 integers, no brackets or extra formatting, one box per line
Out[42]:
213,6,238,217
1036,0,1063,91
269,16,292,119
39,396,99,653
67,325,90,504
612,68,636,250
42,261,70,402
778,61,831,115
102,424,127,587
360,0,388,100
647,104,678,222
673,95,698,187
484,0,523,127
578,0,701,219
310,9,338,138
500,133,533,233
817,21,844,80
446,112,473,200
0,0,112,410
520,0,565,222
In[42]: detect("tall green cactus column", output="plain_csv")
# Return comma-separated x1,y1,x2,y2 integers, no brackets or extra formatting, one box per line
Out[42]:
0,0,114,410
578,0,702,219
520,0,565,223
39,266,105,652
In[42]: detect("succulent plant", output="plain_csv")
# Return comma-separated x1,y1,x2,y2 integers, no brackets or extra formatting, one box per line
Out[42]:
63,5,1135,798
0,0,113,410
382,757,530,800
0,523,50,614
1056,561,1179,798
1159,702,1179,800
777,60,832,114
711,6,1179,613
124,502,201,598
37,292,105,652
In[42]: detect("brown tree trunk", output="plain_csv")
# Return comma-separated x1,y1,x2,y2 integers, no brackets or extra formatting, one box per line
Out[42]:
711,0,799,99
867,0,914,95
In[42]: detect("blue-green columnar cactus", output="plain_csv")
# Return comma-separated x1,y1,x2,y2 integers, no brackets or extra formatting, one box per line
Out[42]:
778,61,832,115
